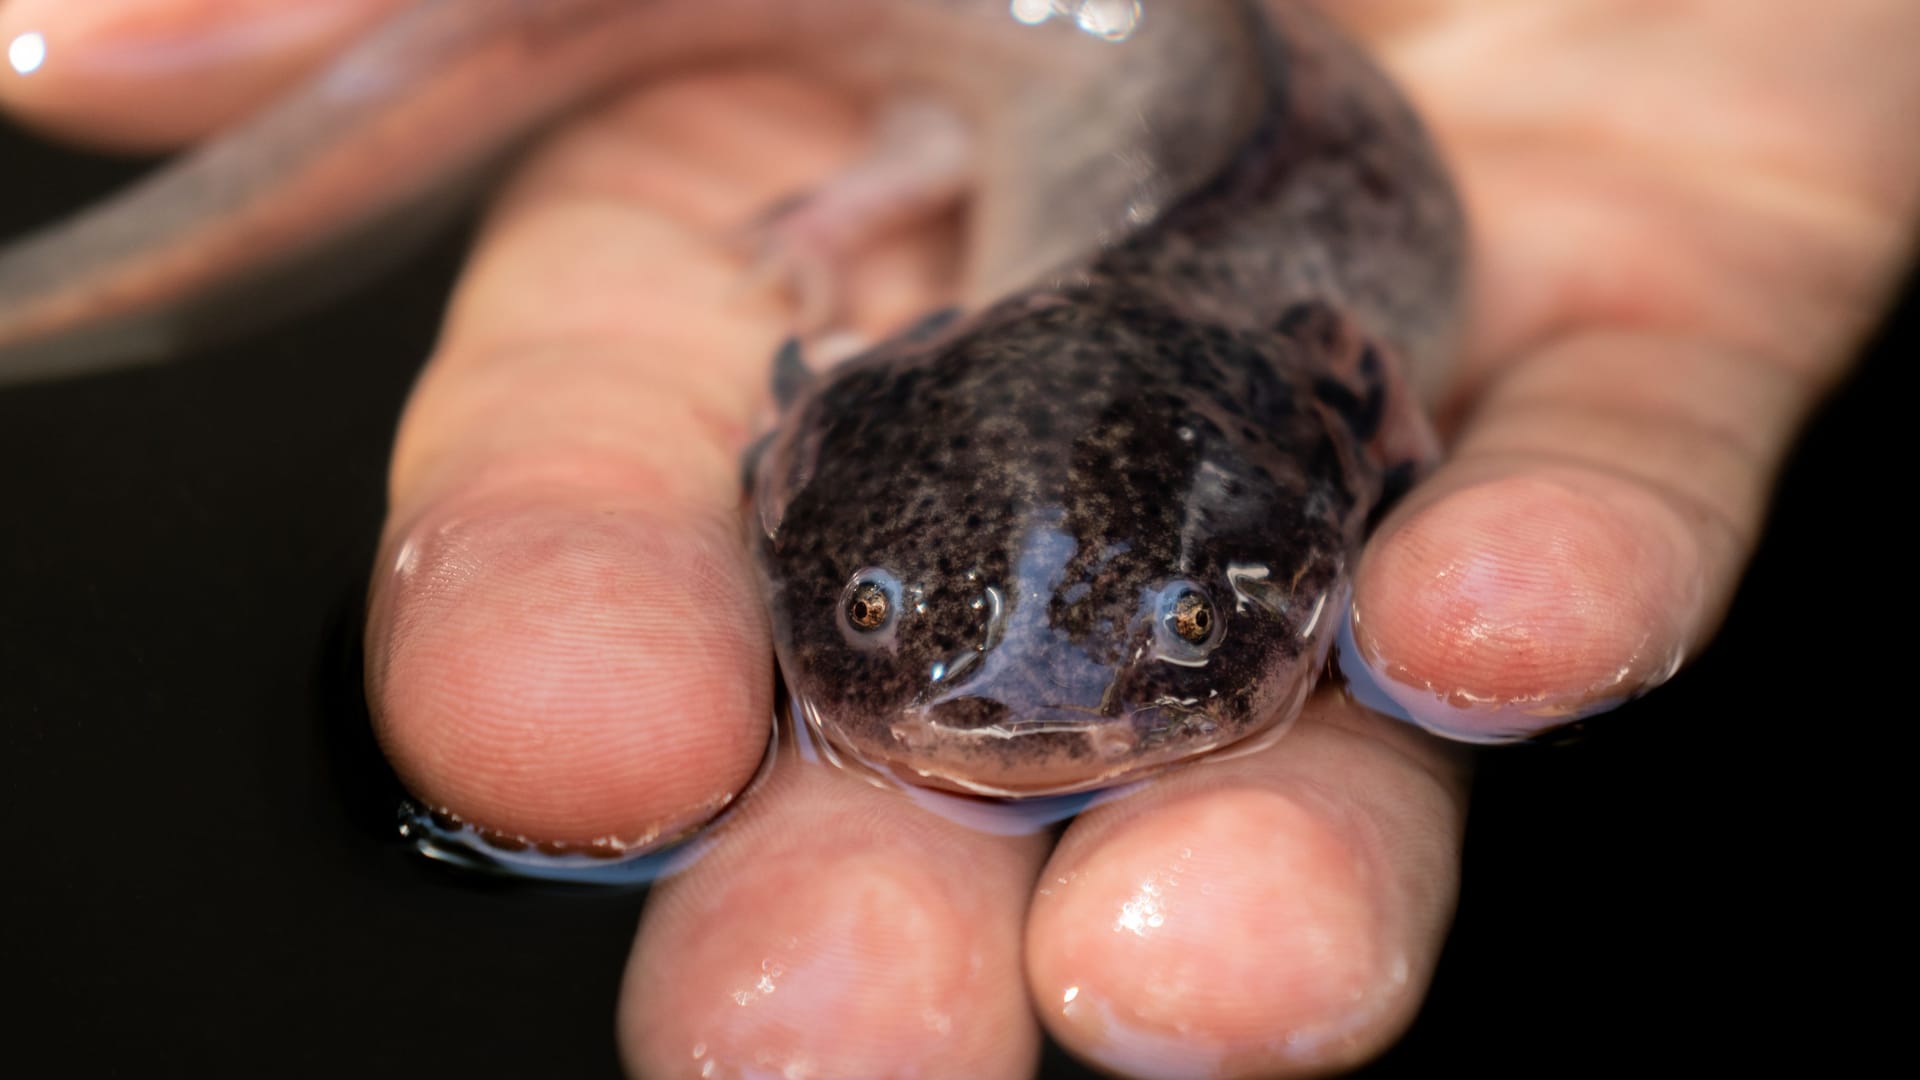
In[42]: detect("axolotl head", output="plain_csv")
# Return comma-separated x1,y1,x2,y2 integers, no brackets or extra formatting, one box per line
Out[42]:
752,295,1374,797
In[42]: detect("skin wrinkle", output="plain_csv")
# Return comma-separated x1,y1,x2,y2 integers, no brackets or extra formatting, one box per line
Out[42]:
391,455,731,530
1413,12,1910,411
1456,403,1767,546
1381,1,1920,226
390,377,751,510
1445,104,1907,249
1476,336,1801,468
1433,447,1749,567
1457,352,1776,493
1457,157,1873,391
1307,697,1471,808
392,258,778,504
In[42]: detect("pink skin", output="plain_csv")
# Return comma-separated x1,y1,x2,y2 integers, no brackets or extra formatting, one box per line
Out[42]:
0,0,396,149
4,0,1915,1076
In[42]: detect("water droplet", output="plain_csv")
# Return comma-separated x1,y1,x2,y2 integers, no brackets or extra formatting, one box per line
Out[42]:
1073,0,1142,41
1009,0,1055,26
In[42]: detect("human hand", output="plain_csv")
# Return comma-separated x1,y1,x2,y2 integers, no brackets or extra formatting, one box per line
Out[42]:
2,1,1911,1076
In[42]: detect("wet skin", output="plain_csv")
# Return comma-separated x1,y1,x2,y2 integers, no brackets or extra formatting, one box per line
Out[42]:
3,0,1917,1076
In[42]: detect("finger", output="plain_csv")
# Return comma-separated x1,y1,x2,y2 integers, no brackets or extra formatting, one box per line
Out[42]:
1329,0,1917,742
1344,330,1810,740
365,72,955,846
1345,145,1902,741
1027,694,1468,1078
620,751,1048,1078
0,0,403,150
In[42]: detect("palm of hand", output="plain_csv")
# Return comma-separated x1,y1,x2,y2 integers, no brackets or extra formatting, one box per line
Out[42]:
2,1,1912,1076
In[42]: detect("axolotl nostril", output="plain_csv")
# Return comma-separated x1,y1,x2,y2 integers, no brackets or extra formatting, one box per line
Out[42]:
0,0,1465,798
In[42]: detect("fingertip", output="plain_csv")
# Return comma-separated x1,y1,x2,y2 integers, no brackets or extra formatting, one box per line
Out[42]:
1350,465,1699,741
1027,701,1463,1079
0,0,400,150
365,494,771,847
1029,795,1397,1076
621,766,1043,1080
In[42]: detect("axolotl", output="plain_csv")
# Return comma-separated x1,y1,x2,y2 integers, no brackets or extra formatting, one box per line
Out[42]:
0,0,1465,797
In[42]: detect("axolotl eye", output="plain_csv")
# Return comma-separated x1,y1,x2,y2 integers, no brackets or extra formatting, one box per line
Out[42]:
846,582,891,629
838,568,904,649
1152,580,1223,664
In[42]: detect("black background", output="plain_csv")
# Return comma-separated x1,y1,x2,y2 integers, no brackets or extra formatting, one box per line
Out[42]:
0,116,1899,1076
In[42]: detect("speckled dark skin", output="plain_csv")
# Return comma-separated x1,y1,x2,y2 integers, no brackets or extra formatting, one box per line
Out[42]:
755,4,1465,796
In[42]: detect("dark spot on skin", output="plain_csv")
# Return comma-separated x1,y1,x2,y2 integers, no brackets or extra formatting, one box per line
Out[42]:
1023,406,1056,439
1275,300,1340,345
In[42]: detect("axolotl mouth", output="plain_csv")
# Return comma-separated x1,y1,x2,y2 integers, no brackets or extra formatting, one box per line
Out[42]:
792,655,1334,798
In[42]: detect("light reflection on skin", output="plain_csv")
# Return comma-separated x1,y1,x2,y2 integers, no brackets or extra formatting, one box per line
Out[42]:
1113,877,1168,935
1009,0,1145,42
8,32,46,76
